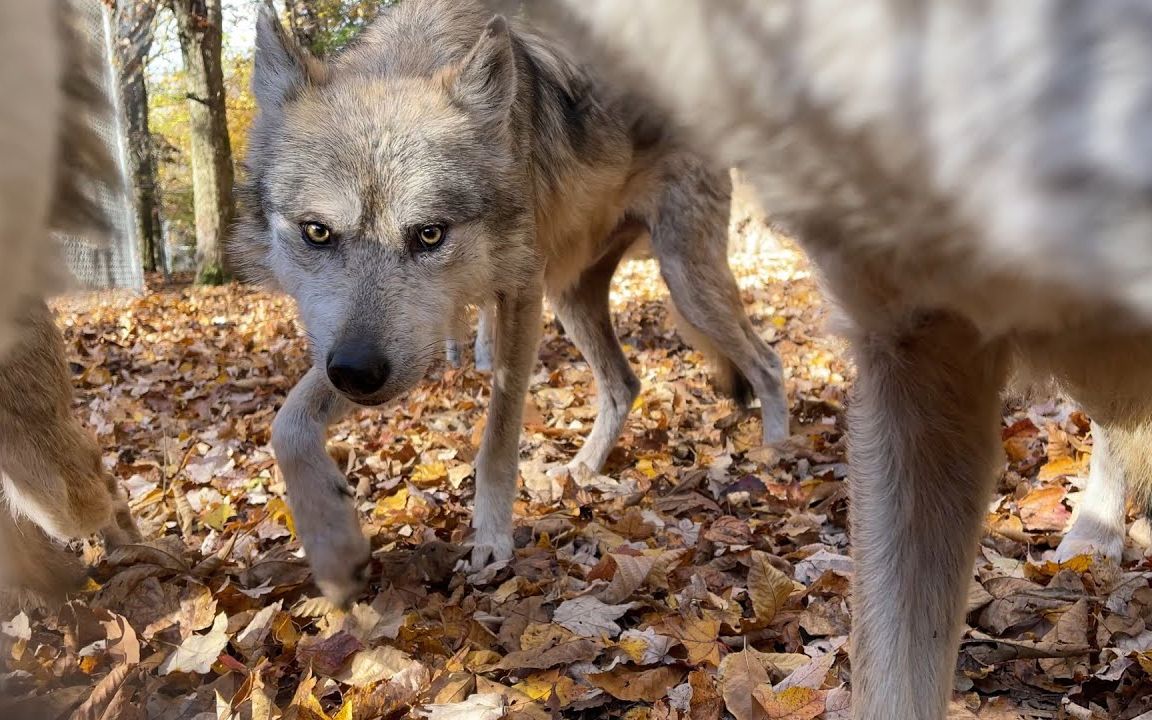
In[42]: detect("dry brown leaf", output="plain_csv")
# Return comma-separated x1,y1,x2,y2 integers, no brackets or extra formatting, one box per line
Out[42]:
664,612,723,667
296,630,363,677
596,553,658,605
719,649,773,720
588,665,685,702
747,551,794,625
71,663,140,720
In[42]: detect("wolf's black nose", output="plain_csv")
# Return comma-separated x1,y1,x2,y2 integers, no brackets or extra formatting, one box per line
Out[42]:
326,344,390,398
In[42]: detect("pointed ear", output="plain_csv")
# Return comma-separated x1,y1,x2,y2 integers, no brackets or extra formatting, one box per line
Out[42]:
253,3,324,111
448,16,517,122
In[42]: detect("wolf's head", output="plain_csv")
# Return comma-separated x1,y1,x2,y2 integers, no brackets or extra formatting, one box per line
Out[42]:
235,3,537,405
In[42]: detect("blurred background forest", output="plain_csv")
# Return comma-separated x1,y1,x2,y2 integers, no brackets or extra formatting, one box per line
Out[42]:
111,0,393,285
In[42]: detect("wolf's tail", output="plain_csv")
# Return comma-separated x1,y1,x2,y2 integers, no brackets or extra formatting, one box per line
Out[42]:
668,301,753,408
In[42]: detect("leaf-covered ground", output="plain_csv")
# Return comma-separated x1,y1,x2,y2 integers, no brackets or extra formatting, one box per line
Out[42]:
3,220,1151,720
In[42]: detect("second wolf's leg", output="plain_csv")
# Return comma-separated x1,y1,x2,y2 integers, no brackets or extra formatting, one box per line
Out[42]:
850,313,1009,720
1037,333,1152,562
271,367,369,607
1053,421,1132,562
0,302,113,539
649,162,789,443
469,283,544,570
551,244,638,473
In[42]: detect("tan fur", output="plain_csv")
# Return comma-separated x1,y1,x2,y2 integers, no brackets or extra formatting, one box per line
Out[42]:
0,303,140,611
543,1,1152,717
234,0,790,605
0,0,135,612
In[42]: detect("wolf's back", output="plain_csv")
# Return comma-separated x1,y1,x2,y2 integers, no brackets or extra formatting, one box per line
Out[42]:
554,0,1152,337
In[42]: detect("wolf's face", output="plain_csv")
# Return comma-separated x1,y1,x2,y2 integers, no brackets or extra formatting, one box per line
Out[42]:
242,13,534,405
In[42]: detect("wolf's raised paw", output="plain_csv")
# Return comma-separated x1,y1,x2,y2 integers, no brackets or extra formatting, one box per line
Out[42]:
304,523,372,609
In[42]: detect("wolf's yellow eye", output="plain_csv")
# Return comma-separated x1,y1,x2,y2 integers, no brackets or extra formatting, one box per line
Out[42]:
418,224,445,248
301,222,333,246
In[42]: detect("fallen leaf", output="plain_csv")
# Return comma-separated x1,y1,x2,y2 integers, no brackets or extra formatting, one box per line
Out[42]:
553,596,635,638
160,612,229,676
747,551,794,625
588,665,685,702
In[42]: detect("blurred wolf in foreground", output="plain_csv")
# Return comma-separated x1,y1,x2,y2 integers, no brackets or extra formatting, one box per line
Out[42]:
0,0,140,612
235,0,790,605
543,1,1152,717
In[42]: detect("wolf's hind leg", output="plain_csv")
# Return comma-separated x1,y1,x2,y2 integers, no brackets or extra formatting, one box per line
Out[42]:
551,243,638,474
649,162,789,443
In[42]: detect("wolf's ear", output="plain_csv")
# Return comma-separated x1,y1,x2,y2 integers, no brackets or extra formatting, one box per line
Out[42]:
253,3,324,111
448,16,517,123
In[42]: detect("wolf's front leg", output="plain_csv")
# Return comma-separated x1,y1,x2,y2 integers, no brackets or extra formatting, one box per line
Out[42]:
272,367,370,606
470,285,544,571
849,313,1008,720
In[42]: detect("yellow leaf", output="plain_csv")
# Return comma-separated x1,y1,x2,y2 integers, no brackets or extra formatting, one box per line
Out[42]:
635,458,659,479
616,635,649,663
753,686,825,720
514,670,562,701
374,487,409,515
1038,455,1084,482
201,501,236,531
331,701,354,720
463,650,502,671
410,462,448,486
266,496,296,537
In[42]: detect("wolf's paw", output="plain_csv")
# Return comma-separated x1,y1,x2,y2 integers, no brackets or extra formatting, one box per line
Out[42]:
303,521,372,608
1053,523,1124,563
761,403,791,445
466,531,514,574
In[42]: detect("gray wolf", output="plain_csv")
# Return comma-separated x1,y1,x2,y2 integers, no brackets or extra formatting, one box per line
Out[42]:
0,0,139,612
234,0,790,606
543,1,1152,718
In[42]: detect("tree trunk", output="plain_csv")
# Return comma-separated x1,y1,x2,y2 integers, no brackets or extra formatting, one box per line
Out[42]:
169,0,235,285
114,0,164,275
